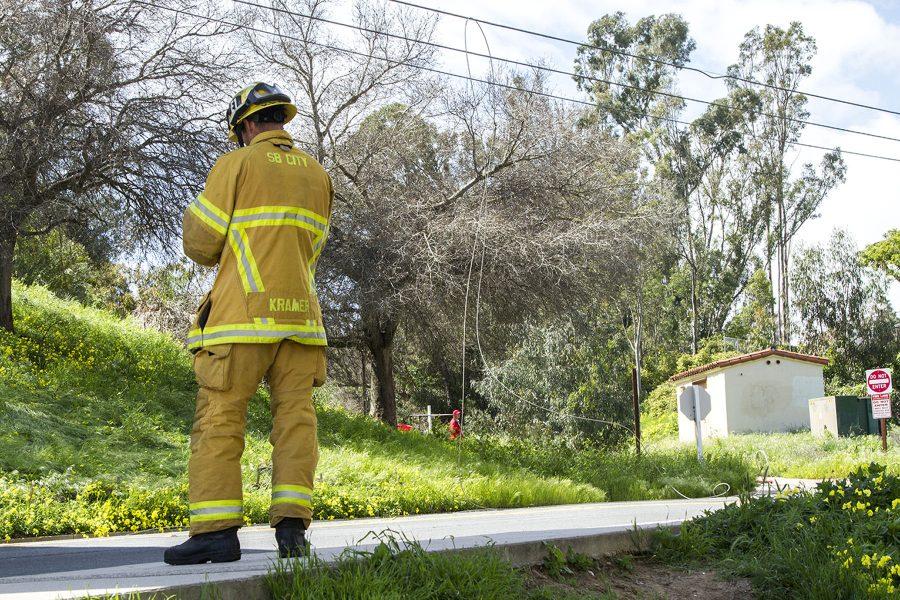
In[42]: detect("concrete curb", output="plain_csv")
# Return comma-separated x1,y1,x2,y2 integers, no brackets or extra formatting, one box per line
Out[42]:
142,525,678,600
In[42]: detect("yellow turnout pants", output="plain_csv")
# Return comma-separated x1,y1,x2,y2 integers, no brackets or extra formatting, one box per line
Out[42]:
188,340,325,536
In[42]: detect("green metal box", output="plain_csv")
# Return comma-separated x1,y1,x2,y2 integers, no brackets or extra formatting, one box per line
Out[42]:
809,396,879,437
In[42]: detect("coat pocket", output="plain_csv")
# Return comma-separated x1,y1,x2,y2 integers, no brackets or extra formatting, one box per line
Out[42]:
193,344,233,391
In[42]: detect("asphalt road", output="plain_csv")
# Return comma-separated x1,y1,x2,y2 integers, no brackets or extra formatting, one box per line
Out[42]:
0,497,735,599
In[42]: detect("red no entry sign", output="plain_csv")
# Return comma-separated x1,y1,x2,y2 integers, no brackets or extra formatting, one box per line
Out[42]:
866,369,893,452
866,369,893,395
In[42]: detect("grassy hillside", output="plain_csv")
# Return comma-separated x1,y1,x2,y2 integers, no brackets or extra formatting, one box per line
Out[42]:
0,284,754,540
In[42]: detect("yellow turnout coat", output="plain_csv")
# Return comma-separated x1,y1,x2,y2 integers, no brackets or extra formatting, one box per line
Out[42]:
183,129,332,351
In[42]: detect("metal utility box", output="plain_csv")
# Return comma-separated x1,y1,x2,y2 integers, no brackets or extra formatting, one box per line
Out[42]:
809,396,879,437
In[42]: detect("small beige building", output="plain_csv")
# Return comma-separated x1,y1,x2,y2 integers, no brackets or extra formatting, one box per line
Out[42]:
671,349,827,442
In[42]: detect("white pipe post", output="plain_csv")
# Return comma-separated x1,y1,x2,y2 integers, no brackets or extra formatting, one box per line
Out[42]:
427,405,433,433
692,385,704,463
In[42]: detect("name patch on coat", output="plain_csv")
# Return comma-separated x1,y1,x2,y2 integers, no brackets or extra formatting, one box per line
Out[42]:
270,297,310,313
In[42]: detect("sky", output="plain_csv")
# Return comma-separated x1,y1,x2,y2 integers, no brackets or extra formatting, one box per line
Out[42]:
287,0,900,307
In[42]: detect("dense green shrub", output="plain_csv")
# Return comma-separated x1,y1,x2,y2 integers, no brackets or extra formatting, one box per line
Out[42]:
657,463,900,599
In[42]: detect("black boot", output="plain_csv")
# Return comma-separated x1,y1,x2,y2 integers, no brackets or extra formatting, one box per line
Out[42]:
275,517,308,558
164,526,241,565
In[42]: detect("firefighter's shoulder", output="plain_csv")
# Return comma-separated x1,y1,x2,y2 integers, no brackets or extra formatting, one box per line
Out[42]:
209,146,254,175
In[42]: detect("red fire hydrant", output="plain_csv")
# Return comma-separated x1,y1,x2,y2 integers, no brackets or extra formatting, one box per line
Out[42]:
449,409,462,440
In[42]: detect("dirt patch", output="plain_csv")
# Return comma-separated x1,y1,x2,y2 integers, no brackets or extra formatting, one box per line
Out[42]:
526,554,754,599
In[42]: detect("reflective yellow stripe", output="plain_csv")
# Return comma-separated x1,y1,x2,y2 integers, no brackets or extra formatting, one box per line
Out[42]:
233,218,323,235
273,484,313,494
194,323,326,335
189,334,327,348
188,203,227,236
190,513,243,523
233,205,327,227
190,499,243,510
271,497,312,508
241,229,264,292
308,221,328,293
227,232,252,293
187,323,327,349
272,484,313,508
228,228,264,293
197,192,230,224
189,499,243,523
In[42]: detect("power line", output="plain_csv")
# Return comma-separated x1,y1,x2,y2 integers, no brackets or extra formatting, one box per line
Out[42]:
232,0,900,155
389,0,900,118
236,0,900,145
139,2,900,164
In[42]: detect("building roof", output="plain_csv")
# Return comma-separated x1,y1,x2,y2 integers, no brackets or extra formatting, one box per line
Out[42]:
669,349,828,383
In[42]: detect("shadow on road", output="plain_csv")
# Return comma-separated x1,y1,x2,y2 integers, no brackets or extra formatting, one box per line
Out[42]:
0,545,271,578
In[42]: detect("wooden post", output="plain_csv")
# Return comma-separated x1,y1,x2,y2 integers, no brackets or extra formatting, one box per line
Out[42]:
631,367,641,456
881,418,888,452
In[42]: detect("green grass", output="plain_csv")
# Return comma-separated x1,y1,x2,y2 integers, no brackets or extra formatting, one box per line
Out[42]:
706,432,900,479
0,283,755,539
646,431,900,480
267,533,525,599
266,533,608,599
655,462,900,599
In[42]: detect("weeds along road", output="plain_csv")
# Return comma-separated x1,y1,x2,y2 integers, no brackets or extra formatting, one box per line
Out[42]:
0,497,735,599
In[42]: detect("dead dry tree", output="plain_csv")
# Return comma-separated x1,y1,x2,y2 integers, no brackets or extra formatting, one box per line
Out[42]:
242,0,665,424
0,0,240,331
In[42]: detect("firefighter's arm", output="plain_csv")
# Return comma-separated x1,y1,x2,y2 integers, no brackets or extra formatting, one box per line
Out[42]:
183,156,238,267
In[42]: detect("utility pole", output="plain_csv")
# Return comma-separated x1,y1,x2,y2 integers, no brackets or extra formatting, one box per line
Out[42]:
631,367,641,456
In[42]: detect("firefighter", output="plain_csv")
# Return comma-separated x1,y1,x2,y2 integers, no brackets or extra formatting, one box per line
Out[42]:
164,83,333,565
